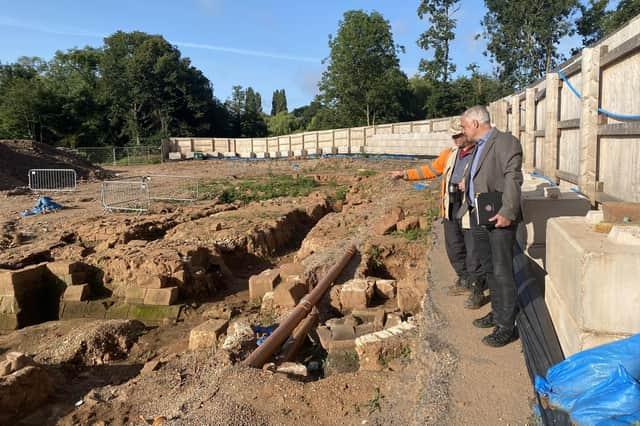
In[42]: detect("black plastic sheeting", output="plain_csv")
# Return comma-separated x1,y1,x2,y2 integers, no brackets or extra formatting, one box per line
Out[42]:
513,230,571,425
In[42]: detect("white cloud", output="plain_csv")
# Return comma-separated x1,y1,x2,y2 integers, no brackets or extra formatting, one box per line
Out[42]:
0,15,104,39
174,41,321,63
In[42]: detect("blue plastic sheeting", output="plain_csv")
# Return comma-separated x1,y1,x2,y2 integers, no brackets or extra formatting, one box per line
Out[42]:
20,197,64,216
254,325,277,346
535,333,640,424
412,183,428,190
570,366,640,426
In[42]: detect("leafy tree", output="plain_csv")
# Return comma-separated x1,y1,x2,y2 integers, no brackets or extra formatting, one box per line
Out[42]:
481,0,578,89
576,0,640,48
417,0,459,83
242,87,267,137
319,10,409,127
267,111,295,136
270,89,288,115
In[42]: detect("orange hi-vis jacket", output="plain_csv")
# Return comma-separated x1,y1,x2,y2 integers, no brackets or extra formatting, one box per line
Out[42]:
404,146,473,225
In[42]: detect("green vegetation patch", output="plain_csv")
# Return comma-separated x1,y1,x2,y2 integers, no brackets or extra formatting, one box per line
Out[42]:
199,174,319,204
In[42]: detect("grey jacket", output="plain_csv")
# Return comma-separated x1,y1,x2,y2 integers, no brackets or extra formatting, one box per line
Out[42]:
461,128,523,221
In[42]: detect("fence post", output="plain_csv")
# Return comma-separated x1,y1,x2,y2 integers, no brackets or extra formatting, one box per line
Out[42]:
524,88,537,171
511,94,521,140
579,46,603,205
347,128,352,154
112,147,116,166
494,99,508,132
544,72,560,180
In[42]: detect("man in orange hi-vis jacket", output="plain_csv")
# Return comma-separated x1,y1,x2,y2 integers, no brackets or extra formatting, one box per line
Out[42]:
390,117,486,309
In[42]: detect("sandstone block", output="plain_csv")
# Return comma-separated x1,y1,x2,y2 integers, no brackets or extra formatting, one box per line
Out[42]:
279,263,305,280
249,269,281,300
373,216,398,235
397,217,420,232
189,319,229,350
63,283,90,302
351,309,386,331
125,287,147,304
374,279,397,299
355,322,415,371
339,279,373,311
331,324,356,341
47,261,84,276
384,313,403,329
273,280,307,308
0,264,47,297
139,275,168,289
144,287,179,306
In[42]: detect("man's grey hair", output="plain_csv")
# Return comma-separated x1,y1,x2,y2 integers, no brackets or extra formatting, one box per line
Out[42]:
462,105,491,124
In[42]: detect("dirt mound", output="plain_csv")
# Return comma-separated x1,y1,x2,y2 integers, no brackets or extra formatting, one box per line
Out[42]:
32,319,146,366
0,139,105,190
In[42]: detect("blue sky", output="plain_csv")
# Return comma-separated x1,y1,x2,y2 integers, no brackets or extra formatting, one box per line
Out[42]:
0,0,583,110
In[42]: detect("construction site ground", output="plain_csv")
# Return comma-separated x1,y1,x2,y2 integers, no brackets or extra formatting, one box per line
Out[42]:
0,155,532,425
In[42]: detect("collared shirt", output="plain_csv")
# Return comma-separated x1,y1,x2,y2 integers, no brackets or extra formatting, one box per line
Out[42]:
467,128,494,206
450,144,475,185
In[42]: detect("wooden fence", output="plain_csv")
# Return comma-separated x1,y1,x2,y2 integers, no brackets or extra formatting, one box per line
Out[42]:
168,15,640,205
488,14,640,205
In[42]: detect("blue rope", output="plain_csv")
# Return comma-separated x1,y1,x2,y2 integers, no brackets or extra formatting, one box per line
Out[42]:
530,172,557,186
557,70,640,120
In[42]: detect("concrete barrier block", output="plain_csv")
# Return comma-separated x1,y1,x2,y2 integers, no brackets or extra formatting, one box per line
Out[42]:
168,152,182,160
585,210,604,224
185,151,195,159
144,287,179,306
255,152,270,159
223,152,238,158
546,217,640,335
545,276,629,357
521,190,590,249
205,151,221,159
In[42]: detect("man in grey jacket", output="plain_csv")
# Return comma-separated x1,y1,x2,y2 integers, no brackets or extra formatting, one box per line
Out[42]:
458,105,523,347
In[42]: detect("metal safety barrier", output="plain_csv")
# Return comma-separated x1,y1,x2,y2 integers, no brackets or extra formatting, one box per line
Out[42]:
144,174,199,202
28,169,77,192
101,179,150,213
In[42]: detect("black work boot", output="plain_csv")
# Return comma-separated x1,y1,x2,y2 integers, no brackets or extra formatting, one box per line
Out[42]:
482,326,518,347
446,276,470,296
472,311,496,328
464,280,487,309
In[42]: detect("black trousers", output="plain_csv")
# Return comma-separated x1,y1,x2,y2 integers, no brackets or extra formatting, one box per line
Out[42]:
470,213,518,331
443,201,482,283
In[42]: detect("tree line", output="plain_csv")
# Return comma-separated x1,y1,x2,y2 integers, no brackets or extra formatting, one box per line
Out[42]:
0,1,637,146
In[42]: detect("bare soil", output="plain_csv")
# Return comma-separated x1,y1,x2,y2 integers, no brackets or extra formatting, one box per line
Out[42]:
0,156,532,425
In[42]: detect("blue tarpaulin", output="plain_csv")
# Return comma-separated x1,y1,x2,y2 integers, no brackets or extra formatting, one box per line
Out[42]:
20,197,64,216
535,334,640,425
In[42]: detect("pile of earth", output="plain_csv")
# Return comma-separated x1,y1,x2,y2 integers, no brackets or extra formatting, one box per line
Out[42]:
0,139,105,190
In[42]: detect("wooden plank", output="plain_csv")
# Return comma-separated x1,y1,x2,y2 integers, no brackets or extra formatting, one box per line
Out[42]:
601,33,640,68
558,119,581,129
556,170,579,184
534,130,545,137
524,88,536,170
598,123,640,136
560,61,582,78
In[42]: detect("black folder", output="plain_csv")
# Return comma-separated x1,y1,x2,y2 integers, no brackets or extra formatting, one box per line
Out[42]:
475,192,503,226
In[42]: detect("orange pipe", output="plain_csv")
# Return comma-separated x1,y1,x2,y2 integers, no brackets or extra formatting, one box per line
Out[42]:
243,246,356,368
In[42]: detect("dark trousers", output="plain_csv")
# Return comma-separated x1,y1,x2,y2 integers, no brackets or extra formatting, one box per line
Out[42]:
470,214,518,331
443,201,482,283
